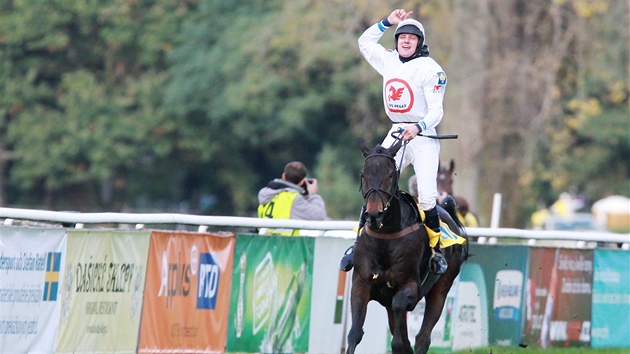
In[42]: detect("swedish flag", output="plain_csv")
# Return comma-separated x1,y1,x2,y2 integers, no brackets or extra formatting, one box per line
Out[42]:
43,252,61,301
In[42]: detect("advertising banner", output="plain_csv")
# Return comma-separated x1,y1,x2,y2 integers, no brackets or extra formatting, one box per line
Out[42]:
451,262,489,351
0,227,67,353
138,230,235,353
310,236,390,354
523,247,593,349
226,234,314,353
55,229,150,353
465,244,529,347
309,237,355,354
591,248,630,348
403,275,460,352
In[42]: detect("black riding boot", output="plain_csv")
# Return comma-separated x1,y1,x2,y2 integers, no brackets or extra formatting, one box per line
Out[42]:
340,205,366,272
425,206,448,275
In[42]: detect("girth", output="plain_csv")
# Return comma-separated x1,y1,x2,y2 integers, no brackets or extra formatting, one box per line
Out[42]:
363,222,421,240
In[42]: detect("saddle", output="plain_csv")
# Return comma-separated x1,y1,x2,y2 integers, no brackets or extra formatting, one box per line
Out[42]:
400,190,422,222
400,191,466,248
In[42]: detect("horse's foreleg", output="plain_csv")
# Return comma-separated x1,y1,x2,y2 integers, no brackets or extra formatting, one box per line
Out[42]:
391,284,417,354
346,281,370,354
385,306,410,353
414,278,451,354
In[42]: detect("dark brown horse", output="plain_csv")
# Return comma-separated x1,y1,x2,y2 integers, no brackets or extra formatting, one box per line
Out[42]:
437,159,480,228
346,139,468,354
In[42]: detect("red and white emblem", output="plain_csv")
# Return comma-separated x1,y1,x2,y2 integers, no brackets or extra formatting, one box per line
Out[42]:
385,78,414,113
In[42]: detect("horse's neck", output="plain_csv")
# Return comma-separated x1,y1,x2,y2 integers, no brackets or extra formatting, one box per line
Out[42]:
383,192,415,231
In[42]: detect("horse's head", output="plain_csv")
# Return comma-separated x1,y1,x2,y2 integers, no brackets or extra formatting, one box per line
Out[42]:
437,159,455,195
358,138,402,229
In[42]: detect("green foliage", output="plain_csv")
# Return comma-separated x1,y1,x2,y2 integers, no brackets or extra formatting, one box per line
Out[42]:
550,106,629,200
314,143,364,219
0,0,627,223
1,0,193,209
162,0,385,217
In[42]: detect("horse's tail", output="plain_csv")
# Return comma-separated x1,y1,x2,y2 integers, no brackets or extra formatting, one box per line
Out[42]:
440,195,470,261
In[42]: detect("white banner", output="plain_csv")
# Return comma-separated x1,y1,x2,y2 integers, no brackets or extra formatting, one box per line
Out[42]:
0,226,67,353
309,236,390,354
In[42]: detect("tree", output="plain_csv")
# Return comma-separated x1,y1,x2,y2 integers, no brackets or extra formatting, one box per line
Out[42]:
1,0,194,210
1,0,626,226
443,0,628,227
165,0,393,217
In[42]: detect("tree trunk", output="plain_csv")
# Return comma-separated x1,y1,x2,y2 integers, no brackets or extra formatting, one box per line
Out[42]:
445,0,579,227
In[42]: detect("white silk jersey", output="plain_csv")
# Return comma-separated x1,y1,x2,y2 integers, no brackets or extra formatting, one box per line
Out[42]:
358,22,447,135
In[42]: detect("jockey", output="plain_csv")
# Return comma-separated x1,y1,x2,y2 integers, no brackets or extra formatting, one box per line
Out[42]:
340,9,449,274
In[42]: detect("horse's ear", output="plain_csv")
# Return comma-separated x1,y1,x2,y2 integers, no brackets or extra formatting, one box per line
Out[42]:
358,138,371,157
449,159,455,173
388,139,402,156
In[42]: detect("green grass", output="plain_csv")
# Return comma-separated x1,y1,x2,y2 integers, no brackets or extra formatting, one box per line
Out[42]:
452,347,628,354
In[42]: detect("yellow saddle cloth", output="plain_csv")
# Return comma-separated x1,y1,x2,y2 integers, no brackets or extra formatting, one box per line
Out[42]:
419,209,467,248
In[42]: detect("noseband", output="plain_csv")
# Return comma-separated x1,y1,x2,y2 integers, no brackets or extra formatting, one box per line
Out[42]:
360,153,400,212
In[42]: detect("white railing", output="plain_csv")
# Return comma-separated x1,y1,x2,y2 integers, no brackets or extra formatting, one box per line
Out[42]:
0,207,628,247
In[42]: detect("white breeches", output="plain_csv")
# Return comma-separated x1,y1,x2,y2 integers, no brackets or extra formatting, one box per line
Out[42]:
381,124,440,211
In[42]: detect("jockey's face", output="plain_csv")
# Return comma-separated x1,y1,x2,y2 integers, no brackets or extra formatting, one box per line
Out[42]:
397,34,419,58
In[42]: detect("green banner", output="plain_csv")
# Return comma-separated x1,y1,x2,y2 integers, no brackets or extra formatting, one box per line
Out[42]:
591,248,630,348
466,243,529,347
226,234,314,353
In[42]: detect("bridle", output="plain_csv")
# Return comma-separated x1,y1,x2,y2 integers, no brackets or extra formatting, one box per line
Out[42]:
360,153,401,214
360,131,408,213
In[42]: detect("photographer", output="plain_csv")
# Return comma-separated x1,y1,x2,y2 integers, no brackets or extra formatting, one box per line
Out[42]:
257,161,327,235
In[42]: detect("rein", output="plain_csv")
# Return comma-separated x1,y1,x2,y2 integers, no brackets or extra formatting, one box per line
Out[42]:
360,132,408,208
389,130,407,172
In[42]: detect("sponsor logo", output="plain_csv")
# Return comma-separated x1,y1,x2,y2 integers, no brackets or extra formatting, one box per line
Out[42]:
197,253,220,310
156,246,221,310
43,252,61,301
385,78,414,113
493,270,523,322
437,72,447,85
158,251,192,308
253,253,277,335
433,72,447,93
549,320,591,342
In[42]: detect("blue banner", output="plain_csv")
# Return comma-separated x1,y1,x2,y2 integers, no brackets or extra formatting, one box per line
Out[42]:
591,248,630,348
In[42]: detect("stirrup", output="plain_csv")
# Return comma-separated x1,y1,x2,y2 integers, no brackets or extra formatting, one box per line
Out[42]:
340,245,355,272
430,248,448,275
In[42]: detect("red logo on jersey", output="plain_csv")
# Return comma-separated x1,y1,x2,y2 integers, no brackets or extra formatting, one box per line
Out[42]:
388,87,405,101
385,78,414,113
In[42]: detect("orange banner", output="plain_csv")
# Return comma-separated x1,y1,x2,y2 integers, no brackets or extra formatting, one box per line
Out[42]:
138,231,235,353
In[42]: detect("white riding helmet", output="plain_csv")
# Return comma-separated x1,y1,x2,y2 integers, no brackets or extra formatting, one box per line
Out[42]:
394,18,425,47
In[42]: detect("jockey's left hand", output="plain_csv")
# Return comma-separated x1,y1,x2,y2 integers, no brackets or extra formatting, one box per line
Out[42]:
402,124,421,141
